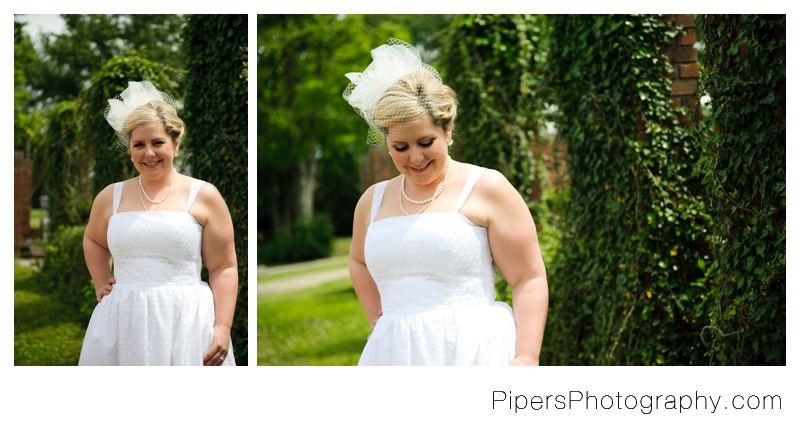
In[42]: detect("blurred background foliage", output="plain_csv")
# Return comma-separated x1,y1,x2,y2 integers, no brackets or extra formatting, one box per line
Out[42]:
256,14,784,365
14,14,249,365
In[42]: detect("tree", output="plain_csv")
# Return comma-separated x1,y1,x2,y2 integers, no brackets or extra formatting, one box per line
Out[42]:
23,14,184,106
257,15,409,241
14,22,40,147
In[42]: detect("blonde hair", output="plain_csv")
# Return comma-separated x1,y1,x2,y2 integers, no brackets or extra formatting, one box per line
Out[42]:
122,100,185,151
373,70,457,138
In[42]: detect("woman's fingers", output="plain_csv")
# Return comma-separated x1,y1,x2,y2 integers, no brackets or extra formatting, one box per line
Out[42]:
202,343,227,366
96,281,114,303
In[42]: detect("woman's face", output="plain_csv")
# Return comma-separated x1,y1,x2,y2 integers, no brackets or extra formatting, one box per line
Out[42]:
386,115,451,187
129,122,178,180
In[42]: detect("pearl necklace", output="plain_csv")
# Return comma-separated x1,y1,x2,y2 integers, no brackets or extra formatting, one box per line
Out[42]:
399,156,451,216
139,169,176,211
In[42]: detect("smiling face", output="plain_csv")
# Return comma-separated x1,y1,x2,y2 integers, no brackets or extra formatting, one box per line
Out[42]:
129,122,178,179
387,115,451,187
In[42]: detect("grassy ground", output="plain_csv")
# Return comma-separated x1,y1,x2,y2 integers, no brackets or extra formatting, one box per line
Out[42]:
14,263,86,366
257,277,368,366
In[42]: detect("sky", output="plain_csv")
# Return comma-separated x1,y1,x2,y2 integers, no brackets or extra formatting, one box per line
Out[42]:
14,14,66,50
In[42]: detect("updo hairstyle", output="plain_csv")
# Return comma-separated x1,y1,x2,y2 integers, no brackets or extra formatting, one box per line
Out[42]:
372,70,458,138
122,100,186,151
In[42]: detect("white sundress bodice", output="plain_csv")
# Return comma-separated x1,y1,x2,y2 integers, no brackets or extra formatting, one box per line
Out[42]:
107,180,205,286
360,167,516,365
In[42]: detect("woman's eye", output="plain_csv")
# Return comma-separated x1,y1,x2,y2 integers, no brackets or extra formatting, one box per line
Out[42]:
419,139,434,147
394,146,408,152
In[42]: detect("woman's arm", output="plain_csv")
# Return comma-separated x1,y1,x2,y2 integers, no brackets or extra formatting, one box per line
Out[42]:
349,185,383,334
197,183,238,366
477,170,549,365
84,185,115,302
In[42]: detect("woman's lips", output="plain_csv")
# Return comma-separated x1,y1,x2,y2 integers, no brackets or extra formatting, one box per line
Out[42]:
410,160,431,173
142,160,162,168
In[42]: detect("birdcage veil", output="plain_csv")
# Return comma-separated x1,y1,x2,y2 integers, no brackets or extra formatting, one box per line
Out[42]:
343,38,445,146
104,80,177,152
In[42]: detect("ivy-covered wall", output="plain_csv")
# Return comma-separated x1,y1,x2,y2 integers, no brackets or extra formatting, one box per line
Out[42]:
183,14,249,365
698,15,785,365
544,15,712,365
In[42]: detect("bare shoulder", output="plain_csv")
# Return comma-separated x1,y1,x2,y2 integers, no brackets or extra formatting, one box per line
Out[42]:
196,180,224,202
474,168,517,198
354,182,379,218
91,183,117,212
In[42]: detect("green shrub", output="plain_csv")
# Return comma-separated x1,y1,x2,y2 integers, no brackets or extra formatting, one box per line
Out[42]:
260,214,335,265
39,225,95,324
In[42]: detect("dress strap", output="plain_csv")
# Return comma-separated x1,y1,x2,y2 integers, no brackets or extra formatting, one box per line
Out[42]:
112,182,124,215
370,181,388,224
454,167,486,212
184,180,206,212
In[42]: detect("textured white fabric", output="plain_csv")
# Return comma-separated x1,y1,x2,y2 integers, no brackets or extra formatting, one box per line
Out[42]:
79,179,235,366
360,167,516,366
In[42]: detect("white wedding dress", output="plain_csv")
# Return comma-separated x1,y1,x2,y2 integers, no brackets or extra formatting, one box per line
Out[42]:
359,167,517,365
79,179,235,366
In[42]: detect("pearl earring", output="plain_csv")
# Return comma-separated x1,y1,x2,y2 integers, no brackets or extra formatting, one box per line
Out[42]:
174,152,179,157
447,138,453,146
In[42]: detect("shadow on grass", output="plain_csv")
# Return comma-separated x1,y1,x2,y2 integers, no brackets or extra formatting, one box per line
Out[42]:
14,265,87,366
14,267,89,333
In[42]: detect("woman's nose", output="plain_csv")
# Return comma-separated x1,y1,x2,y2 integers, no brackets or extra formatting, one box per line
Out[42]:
409,147,425,165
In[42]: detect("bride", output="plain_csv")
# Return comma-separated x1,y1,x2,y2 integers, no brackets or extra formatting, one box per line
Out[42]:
344,39,549,366
79,81,237,366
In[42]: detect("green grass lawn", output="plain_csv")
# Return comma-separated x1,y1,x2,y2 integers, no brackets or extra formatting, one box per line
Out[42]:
257,277,368,366
14,264,87,366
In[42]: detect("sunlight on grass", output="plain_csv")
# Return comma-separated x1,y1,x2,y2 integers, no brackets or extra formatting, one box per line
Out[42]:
258,261,349,284
257,277,368,366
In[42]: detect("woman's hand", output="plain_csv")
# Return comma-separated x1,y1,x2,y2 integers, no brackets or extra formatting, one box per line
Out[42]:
509,355,539,366
95,277,116,302
202,325,231,366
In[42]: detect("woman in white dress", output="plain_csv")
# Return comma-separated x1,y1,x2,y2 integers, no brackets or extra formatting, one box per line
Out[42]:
345,39,549,366
79,81,237,366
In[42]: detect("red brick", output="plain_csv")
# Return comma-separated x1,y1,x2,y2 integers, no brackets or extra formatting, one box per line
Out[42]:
636,131,650,142
679,63,699,78
667,46,698,62
671,14,696,28
636,118,647,131
678,29,697,45
670,79,699,96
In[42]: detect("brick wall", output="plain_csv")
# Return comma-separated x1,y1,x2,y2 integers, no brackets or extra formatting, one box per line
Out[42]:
634,15,700,141
14,150,32,255
663,14,700,118
360,145,399,191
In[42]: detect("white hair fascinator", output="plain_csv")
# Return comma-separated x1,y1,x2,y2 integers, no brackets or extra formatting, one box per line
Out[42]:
104,80,176,152
343,38,442,146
